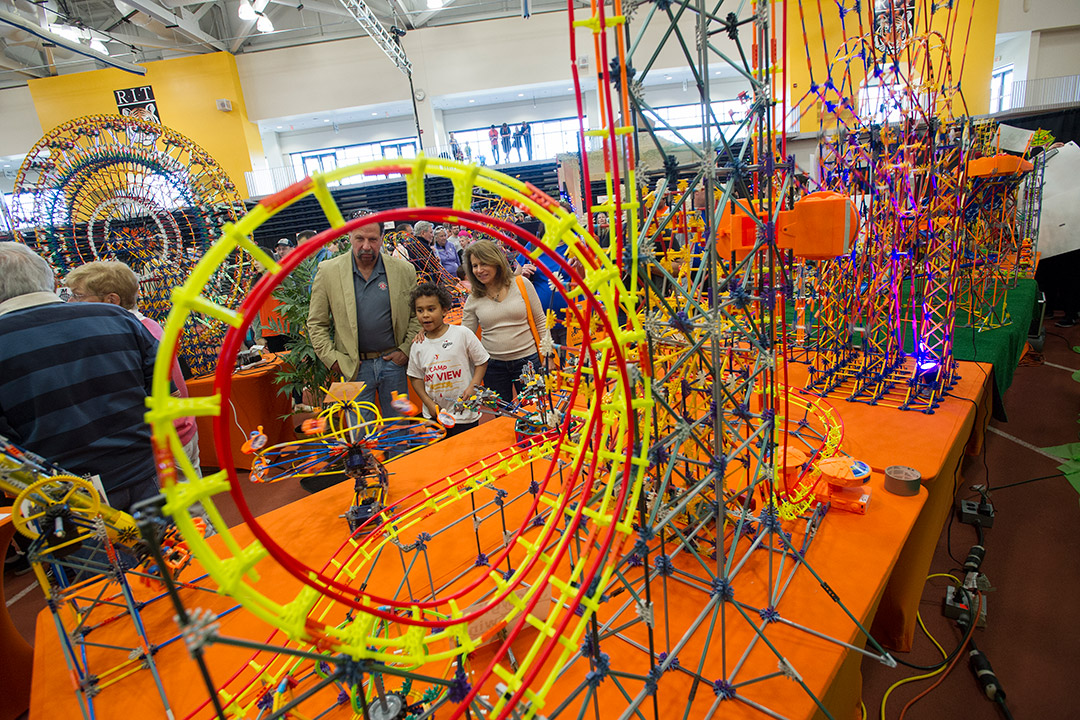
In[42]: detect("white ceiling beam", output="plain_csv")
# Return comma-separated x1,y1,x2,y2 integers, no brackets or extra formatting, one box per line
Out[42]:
337,0,410,74
104,30,184,49
384,0,413,28
268,0,353,18
229,16,258,52
187,3,216,21
408,0,459,29
33,3,56,75
0,7,147,74
117,0,226,51
0,50,47,78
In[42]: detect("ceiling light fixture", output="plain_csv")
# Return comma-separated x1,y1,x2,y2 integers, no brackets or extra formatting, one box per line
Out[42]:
372,112,378,116
255,13,274,32
468,99,475,103
518,93,524,97
426,0,444,8
238,0,257,20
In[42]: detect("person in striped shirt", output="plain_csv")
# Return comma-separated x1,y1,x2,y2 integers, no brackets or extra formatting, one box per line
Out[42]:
0,243,160,513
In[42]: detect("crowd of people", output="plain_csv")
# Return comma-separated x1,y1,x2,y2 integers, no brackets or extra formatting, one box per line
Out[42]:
308,209,562,428
0,202,575,570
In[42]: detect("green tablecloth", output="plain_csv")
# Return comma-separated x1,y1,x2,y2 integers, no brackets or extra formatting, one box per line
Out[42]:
952,278,1038,397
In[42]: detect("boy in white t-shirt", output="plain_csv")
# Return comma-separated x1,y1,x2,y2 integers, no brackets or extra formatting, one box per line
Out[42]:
407,283,489,437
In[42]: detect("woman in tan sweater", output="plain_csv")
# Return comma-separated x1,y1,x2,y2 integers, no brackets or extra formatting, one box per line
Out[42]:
462,239,553,401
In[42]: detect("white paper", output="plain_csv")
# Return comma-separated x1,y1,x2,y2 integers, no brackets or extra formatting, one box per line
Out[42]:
997,124,1036,154
1034,142,1080,259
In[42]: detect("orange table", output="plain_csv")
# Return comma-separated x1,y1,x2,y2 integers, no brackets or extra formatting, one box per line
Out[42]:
1,514,33,720
186,356,294,470
30,416,928,720
787,359,992,651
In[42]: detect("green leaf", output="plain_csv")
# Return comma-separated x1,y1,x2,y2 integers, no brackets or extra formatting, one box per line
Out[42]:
1072,368,1080,383
1043,442,1080,460
1065,472,1080,498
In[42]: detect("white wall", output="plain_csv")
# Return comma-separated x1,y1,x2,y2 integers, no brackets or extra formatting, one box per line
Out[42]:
236,39,413,122
442,95,577,130
1032,26,1080,80
997,0,1080,33
278,116,419,154
236,13,575,124
237,8,746,149
0,86,42,158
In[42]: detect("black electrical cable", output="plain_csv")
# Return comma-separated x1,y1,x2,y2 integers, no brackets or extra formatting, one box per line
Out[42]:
945,460,965,566
987,472,1065,492
1045,330,1073,346
892,587,981,672
967,634,1016,720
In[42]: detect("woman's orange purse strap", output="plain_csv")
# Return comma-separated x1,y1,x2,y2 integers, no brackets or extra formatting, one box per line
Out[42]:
515,275,542,356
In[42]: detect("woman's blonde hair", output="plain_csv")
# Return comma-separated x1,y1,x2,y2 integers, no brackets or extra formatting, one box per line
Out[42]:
463,239,512,298
65,260,139,309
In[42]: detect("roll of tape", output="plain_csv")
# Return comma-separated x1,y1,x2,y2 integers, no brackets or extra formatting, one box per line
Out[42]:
884,465,921,496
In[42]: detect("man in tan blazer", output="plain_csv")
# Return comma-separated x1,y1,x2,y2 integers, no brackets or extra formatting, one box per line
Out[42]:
308,210,420,419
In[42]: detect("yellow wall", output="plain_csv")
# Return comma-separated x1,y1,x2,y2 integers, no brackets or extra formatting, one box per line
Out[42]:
27,53,263,191
785,0,999,133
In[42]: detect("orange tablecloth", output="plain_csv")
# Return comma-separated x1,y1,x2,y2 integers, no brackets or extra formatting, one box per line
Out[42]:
30,416,928,720
0,515,33,720
787,359,992,651
186,356,294,470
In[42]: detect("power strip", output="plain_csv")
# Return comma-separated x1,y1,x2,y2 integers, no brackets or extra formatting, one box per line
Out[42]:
944,586,987,627
957,499,995,528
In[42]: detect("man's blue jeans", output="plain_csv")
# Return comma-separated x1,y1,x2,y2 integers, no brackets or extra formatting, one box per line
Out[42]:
354,356,409,422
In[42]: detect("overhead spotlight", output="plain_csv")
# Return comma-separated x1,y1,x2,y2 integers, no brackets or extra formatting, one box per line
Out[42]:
256,13,273,31
238,0,257,20
426,0,444,8
390,25,406,37
468,99,475,103
518,93,524,97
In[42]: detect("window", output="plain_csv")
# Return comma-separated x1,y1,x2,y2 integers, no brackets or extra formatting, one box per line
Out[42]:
640,100,751,147
857,81,904,124
991,65,1014,114
448,117,586,165
290,137,419,185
